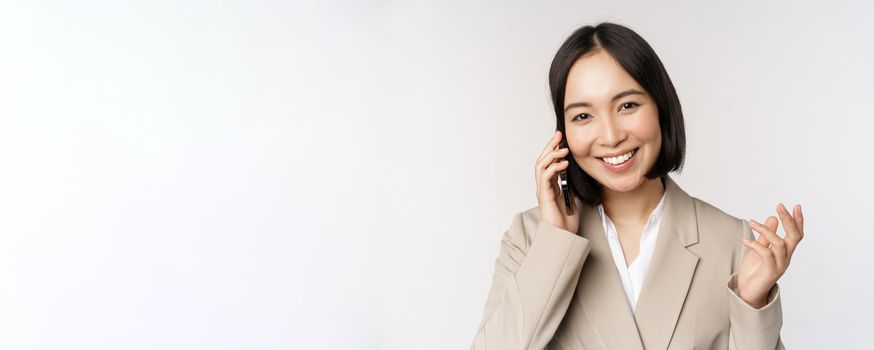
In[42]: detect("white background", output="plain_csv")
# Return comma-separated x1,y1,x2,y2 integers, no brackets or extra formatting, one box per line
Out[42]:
1,0,872,349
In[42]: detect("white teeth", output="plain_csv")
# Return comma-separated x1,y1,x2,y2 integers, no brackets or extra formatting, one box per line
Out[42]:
601,149,635,165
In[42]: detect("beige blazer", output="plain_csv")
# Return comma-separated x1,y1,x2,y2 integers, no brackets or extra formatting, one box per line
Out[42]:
470,175,785,349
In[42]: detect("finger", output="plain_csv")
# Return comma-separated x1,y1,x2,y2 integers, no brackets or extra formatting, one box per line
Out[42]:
756,232,769,246
535,137,564,184
537,147,570,171
755,217,776,245
550,176,565,211
540,161,569,195
751,218,786,257
764,216,779,232
777,203,802,257
794,204,804,238
550,172,568,213
742,238,776,268
538,131,563,161
541,162,569,198
790,204,804,261
536,148,568,185
749,219,787,270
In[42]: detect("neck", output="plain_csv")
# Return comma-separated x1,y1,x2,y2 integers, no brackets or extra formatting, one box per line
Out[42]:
601,176,666,226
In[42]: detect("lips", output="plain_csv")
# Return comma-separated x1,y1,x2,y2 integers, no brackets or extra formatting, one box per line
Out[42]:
598,147,638,164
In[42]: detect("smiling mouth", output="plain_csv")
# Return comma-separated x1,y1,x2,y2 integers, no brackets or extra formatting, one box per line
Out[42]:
598,147,638,166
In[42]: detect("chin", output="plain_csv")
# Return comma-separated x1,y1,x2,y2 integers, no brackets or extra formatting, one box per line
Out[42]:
583,165,644,192
601,176,644,192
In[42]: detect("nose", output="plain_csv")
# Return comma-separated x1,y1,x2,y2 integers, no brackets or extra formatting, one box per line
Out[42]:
597,115,626,149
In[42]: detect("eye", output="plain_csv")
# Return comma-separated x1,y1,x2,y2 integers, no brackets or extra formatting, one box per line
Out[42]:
572,113,591,121
619,102,639,111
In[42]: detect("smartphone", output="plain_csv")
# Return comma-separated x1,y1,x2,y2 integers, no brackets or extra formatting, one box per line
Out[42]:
558,138,574,215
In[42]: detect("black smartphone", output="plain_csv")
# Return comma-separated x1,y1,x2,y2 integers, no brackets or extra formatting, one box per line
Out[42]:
558,138,574,215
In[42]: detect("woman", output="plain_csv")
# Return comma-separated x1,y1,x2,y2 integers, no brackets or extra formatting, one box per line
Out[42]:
470,23,803,349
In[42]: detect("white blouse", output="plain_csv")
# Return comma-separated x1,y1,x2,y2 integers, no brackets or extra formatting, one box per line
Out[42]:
596,191,667,313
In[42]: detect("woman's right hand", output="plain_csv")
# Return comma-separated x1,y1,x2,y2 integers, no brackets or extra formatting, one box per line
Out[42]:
535,131,580,234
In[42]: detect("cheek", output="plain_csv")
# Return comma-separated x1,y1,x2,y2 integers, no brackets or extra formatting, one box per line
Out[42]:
634,107,661,142
565,127,596,158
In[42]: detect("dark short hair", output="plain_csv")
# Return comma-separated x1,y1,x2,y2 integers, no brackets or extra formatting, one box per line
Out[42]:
548,22,686,206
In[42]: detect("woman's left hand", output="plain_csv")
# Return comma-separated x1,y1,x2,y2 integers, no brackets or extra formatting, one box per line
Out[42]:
737,203,804,308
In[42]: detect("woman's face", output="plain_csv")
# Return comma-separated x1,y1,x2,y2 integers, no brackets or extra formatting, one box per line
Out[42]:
563,50,662,193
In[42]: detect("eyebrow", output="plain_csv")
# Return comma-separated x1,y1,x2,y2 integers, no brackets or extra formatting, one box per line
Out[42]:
564,89,646,113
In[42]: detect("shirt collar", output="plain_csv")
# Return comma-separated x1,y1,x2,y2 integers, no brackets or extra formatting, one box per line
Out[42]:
597,189,668,235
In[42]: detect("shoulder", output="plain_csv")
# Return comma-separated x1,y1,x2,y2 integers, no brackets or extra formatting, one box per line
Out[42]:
503,206,543,249
689,195,748,259
692,196,744,231
519,205,542,227
499,205,565,251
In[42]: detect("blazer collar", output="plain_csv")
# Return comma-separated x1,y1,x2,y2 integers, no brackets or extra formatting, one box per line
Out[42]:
572,174,700,350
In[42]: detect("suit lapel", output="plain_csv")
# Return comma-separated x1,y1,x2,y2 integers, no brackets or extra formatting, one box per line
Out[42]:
573,175,699,350
632,175,700,349
574,196,645,349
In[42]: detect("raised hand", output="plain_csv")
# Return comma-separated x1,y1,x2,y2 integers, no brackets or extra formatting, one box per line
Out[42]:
535,131,580,233
737,203,804,308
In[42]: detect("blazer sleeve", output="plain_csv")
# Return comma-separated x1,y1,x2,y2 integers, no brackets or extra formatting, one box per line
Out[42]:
470,212,592,350
726,219,787,350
